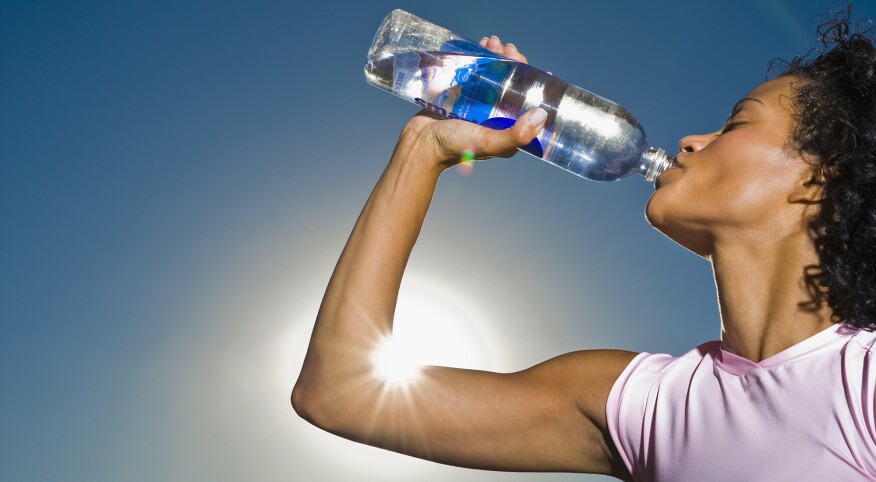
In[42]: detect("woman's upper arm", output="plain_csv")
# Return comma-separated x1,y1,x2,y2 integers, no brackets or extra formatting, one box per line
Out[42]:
298,348,639,477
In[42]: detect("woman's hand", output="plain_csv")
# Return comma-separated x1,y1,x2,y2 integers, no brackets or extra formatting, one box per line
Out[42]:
401,36,546,171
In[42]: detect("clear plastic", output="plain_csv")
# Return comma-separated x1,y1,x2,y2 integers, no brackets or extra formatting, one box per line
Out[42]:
364,9,673,182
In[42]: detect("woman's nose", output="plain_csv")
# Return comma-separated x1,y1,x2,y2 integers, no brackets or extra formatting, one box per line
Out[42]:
678,133,711,153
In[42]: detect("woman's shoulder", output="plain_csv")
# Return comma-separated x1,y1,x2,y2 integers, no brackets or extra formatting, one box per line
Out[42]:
841,326,876,382
847,325,876,352
610,342,717,383
634,340,722,369
685,340,722,359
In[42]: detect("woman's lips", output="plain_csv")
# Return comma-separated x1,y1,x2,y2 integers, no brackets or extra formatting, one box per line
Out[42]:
655,164,680,189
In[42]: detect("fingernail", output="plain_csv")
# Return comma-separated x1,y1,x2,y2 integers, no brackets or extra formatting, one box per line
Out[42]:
479,37,488,44
528,108,547,126
506,43,517,50
490,35,500,43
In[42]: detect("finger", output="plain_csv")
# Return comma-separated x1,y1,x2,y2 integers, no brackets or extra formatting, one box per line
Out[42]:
486,35,503,53
503,43,528,64
471,107,548,159
482,35,528,64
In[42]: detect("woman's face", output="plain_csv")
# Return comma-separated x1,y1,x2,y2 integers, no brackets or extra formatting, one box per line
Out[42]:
646,76,819,257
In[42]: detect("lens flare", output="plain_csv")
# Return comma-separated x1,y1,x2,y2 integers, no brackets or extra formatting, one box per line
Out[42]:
373,337,420,385
456,149,474,176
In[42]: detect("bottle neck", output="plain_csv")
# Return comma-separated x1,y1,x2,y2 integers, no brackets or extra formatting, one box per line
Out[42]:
640,147,673,182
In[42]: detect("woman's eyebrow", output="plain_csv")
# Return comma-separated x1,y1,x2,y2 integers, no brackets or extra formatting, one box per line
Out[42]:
729,97,764,117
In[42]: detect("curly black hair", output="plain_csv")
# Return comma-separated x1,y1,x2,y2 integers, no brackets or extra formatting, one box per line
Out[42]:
773,5,876,332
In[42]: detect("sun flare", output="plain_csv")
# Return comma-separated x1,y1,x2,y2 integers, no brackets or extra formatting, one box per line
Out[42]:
373,337,420,385
369,281,498,387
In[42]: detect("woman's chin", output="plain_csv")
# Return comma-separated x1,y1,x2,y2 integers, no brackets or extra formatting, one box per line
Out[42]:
645,198,712,258
644,192,666,229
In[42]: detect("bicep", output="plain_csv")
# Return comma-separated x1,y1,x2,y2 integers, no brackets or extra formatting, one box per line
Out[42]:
311,349,639,475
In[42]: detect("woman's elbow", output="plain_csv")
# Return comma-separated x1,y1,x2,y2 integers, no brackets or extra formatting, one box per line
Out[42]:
291,379,325,428
292,362,376,433
291,378,344,434
290,382,310,420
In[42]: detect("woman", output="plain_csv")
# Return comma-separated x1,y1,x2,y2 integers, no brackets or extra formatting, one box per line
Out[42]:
292,11,876,481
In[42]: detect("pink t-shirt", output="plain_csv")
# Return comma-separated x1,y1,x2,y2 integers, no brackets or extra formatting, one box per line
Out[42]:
606,322,876,481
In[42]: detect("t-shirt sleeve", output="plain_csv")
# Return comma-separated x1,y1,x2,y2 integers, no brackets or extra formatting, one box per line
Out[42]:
605,351,677,481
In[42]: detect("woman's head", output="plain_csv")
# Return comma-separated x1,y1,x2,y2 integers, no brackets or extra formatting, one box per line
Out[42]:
646,75,816,257
646,6,876,331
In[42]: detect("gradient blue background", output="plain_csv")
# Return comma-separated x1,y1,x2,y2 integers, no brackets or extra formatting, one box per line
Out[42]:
3,1,874,480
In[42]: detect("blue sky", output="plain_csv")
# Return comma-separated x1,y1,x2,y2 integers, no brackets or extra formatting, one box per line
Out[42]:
3,1,874,481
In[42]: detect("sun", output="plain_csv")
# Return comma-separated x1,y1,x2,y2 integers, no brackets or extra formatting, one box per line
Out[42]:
373,337,420,385
370,281,495,387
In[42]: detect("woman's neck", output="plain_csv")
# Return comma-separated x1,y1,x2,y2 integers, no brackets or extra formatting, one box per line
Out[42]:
710,231,834,363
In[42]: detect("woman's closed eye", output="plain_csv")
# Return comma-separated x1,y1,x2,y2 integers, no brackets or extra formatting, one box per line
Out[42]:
721,120,746,134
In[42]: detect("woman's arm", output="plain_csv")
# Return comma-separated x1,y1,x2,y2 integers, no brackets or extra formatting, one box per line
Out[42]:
292,38,638,478
291,110,637,477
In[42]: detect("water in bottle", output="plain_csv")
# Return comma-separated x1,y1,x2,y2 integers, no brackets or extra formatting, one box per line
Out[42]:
364,9,674,182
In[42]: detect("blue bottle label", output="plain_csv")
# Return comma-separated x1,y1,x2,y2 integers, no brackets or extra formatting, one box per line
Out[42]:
392,51,513,124
391,42,544,158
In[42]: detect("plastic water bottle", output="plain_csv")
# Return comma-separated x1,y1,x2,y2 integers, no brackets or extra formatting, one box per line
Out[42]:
364,9,674,182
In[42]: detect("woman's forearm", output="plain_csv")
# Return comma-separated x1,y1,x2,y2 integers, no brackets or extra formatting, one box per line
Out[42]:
292,129,443,419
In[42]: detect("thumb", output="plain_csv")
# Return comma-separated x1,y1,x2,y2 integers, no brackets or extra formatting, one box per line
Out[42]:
471,107,547,159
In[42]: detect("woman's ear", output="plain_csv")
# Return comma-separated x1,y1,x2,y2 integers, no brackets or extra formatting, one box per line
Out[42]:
788,163,824,205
